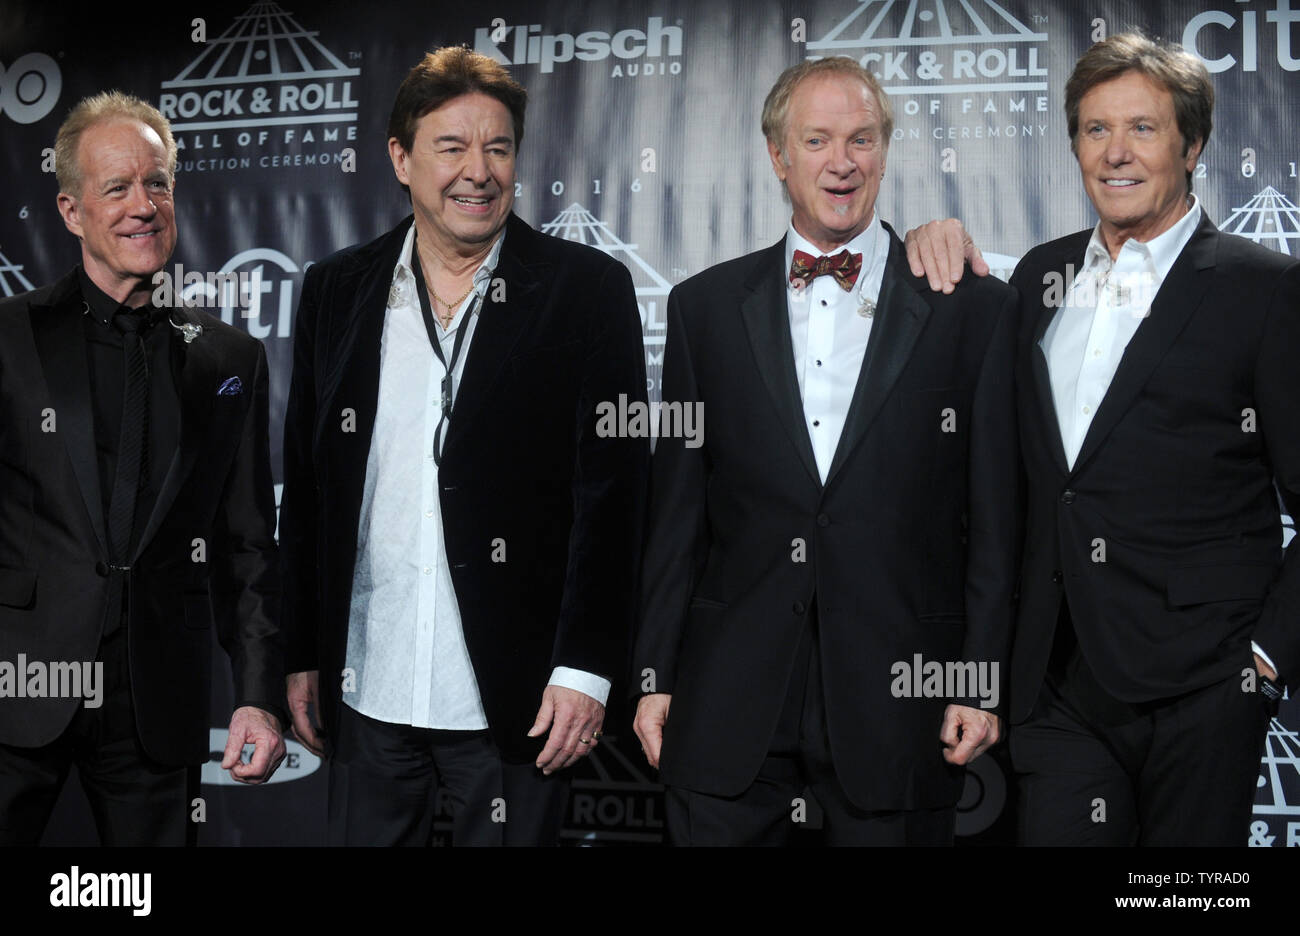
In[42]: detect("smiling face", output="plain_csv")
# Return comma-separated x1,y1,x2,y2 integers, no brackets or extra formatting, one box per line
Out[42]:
56,118,177,306
1075,70,1201,255
769,72,886,253
389,91,516,259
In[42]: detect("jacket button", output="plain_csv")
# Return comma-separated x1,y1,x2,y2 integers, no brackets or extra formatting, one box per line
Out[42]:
95,561,109,577
792,601,806,614
1052,570,1063,584
1060,489,1076,505
816,514,830,527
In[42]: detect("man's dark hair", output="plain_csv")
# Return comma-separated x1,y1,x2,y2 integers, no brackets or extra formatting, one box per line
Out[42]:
387,47,527,194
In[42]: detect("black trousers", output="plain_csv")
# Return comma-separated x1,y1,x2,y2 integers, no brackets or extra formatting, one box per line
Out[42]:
1010,603,1272,846
327,702,570,846
666,608,955,846
0,627,197,846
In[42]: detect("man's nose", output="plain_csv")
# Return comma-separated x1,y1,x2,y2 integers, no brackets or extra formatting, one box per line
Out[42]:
127,182,158,215
1104,134,1133,165
829,140,856,174
462,147,490,183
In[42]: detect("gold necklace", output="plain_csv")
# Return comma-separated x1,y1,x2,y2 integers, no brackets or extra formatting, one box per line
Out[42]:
429,283,473,325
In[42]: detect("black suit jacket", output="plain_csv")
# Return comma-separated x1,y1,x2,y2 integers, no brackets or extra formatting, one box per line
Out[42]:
633,225,1020,810
280,212,649,763
1008,214,1300,723
0,269,283,765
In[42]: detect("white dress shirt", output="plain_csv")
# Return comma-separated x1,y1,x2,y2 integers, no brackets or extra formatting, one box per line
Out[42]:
1041,196,1201,470
343,224,610,729
785,215,889,482
1039,196,1277,675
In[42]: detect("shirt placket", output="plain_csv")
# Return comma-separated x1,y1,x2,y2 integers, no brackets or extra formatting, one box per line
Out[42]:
1073,262,1117,458
805,279,836,470
411,320,446,725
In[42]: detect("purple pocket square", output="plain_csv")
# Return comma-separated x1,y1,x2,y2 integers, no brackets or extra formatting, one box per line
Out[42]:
217,377,243,396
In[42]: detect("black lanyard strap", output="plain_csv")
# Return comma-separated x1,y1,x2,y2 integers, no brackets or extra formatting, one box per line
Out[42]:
410,246,479,466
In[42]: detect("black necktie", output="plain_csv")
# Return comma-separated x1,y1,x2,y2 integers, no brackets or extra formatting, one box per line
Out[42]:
102,308,150,636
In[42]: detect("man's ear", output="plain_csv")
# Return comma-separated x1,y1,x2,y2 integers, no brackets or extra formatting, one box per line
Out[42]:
1183,136,1204,173
388,137,410,186
56,192,82,239
767,138,788,183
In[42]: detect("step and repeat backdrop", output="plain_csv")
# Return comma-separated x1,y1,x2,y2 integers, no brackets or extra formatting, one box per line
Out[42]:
1,0,1297,846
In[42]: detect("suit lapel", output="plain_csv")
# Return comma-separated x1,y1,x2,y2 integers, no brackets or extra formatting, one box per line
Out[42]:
824,230,930,487
441,213,537,458
29,270,108,554
1069,214,1217,476
739,239,821,489
1028,242,1077,476
323,220,410,509
132,305,217,560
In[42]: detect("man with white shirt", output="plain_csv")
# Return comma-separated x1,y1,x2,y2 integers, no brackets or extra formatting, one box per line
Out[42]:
631,57,1019,845
278,47,649,845
907,33,1300,845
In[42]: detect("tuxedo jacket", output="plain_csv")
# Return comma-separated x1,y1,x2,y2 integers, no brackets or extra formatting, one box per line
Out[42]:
279,212,649,763
0,269,283,765
634,225,1020,810
1008,214,1300,723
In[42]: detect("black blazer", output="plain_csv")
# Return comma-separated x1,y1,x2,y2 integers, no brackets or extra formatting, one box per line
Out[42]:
1007,214,1300,723
633,225,1020,811
280,212,649,763
0,269,283,765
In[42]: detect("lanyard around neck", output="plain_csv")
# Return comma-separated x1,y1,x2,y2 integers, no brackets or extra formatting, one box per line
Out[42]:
410,245,480,467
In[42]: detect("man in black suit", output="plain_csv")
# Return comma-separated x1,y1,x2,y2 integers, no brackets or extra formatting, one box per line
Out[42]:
279,48,648,846
906,33,1300,845
631,58,1019,845
0,92,286,846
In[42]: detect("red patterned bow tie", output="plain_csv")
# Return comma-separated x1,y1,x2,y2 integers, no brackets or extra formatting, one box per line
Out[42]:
789,249,863,291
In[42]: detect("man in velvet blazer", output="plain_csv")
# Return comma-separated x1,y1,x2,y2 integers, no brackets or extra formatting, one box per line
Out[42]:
280,211,649,771
279,46,649,848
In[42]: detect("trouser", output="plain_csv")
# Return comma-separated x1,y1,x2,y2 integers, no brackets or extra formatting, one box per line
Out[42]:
0,627,197,846
666,606,955,846
327,702,570,846
1011,603,1271,846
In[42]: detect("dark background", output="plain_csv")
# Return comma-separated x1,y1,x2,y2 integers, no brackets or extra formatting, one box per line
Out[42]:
1,0,1296,846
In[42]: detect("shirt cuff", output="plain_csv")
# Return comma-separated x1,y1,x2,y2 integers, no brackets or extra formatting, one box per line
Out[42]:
548,667,611,707
1251,641,1279,679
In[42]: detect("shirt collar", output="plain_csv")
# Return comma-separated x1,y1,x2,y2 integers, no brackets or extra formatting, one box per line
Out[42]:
785,215,880,273
784,214,884,295
77,266,163,327
393,223,506,300
1082,193,1202,280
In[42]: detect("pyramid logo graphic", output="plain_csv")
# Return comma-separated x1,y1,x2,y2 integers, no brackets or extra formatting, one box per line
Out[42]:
810,0,1045,49
0,247,36,298
807,0,1048,95
1252,716,1300,846
159,1,360,133
541,203,672,345
1219,186,1300,256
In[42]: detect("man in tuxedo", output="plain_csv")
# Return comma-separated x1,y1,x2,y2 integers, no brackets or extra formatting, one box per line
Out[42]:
905,33,1300,845
0,92,286,846
279,48,648,846
631,58,1019,846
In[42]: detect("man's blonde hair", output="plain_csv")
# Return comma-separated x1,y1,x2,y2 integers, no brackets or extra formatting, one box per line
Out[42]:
54,90,177,196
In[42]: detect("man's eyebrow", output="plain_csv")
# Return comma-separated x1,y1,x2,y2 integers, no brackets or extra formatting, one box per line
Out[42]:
486,135,514,147
433,133,468,144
